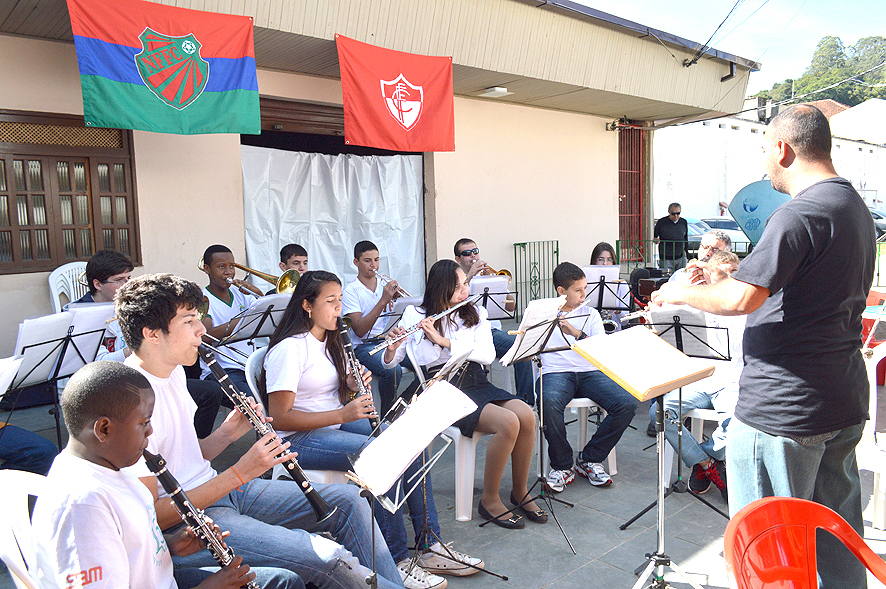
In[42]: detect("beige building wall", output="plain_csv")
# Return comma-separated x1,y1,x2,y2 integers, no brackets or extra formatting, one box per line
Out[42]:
431,97,618,272
0,36,245,356
0,36,619,356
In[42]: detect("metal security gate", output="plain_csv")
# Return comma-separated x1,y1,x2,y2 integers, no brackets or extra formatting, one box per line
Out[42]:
513,240,559,319
617,123,647,267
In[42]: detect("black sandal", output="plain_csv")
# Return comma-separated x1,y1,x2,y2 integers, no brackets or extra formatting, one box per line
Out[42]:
478,501,525,529
509,491,549,524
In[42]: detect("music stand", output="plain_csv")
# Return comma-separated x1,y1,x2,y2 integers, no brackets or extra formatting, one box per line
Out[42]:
502,296,583,553
379,296,423,336
9,307,110,447
215,293,291,347
572,327,715,589
469,275,514,321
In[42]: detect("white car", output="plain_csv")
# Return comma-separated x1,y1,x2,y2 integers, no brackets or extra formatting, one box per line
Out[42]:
701,217,753,254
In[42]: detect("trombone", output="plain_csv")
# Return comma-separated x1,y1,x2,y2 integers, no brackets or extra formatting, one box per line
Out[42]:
197,258,299,294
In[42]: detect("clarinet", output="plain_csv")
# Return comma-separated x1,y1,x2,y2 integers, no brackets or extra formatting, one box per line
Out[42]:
143,450,261,589
197,344,337,523
337,317,380,435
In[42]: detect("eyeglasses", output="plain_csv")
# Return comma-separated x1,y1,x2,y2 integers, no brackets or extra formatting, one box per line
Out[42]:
595,256,615,264
699,244,721,253
669,211,681,216
102,276,130,285
458,248,479,257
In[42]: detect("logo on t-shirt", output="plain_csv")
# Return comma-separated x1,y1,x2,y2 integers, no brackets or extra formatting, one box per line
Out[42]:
65,566,102,587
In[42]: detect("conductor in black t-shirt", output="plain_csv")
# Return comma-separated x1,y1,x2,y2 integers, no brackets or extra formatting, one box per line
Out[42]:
653,203,688,271
651,104,874,589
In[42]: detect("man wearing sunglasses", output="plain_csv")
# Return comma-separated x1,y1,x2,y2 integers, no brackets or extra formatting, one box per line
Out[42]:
653,204,689,272
454,238,535,405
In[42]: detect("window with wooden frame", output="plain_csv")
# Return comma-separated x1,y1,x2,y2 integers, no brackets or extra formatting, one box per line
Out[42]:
0,111,139,274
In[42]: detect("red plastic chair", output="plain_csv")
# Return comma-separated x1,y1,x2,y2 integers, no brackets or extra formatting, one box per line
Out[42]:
724,497,886,589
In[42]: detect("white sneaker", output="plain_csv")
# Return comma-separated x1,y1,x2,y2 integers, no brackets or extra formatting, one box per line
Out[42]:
416,542,484,576
397,559,448,589
546,468,575,492
575,460,612,486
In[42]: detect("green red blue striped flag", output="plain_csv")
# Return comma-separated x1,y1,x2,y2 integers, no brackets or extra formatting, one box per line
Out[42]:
67,0,260,135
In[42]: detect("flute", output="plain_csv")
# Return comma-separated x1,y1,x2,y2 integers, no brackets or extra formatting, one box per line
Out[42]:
197,345,337,523
143,450,261,589
368,294,482,356
337,317,380,435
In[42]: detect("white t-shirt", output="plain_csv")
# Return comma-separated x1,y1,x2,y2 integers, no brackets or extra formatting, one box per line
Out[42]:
200,287,256,376
32,452,175,589
264,333,343,437
123,359,216,494
383,305,496,369
342,277,388,345
542,303,605,374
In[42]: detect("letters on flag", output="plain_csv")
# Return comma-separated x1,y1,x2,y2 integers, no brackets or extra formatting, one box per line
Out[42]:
336,35,455,152
67,0,260,135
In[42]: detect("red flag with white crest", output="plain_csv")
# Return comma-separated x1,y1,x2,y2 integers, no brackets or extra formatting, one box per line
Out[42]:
336,35,454,152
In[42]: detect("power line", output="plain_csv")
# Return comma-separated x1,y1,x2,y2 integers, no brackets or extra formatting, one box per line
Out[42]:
715,0,771,47
684,0,746,67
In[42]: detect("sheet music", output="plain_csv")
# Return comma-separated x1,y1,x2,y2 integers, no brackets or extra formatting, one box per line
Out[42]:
218,293,291,344
14,313,73,388
582,266,630,311
647,304,725,360
352,380,476,496
381,296,423,333
0,356,23,400
470,275,511,320
500,296,565,366
56,304,115,378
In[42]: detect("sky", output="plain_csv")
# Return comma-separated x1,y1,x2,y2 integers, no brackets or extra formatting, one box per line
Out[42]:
572,0,881,95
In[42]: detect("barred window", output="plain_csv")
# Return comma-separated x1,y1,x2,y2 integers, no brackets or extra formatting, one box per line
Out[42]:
0,111,139,274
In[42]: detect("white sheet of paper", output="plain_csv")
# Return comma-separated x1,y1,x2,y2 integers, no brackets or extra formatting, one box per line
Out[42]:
56,304,116,378
470,275,511,320
500,296,565,366
353,380,477,496
0,356,23,400
14,313,74,388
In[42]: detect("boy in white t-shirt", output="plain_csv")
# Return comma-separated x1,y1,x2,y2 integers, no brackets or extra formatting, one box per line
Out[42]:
540,262,637,492
342,240,405,416
31,360,299,589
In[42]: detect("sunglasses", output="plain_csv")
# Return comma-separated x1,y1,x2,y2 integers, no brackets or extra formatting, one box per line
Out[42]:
458,248,480,257
669,211,681,216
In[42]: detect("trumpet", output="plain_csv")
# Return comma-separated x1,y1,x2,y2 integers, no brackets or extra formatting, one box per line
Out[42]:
476,263,512,282
196,257,298,294
368,294,482,356
374,270,412,297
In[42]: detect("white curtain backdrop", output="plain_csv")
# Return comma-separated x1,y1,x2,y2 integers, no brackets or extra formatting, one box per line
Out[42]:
241,145,425,295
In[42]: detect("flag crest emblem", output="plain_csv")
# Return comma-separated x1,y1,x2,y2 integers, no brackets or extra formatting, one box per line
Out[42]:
381,74,423,131
135,28,209,110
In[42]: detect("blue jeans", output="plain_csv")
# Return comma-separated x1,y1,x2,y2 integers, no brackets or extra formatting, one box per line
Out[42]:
171,479,404,589
0,424,57,475
539,371,637,469
727,418,866,589
284,420,440,564
174,566,305,589
650,388,732,467
355,342,402,417
492,328,535,406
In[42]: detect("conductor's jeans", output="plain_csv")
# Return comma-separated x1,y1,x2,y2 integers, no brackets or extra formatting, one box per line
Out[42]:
539,370,637,471
727,418,866,589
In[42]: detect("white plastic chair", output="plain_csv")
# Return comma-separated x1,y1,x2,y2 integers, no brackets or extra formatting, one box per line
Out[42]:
48,261,87,313
660,407,721,489
0,470,46,588
245,346,347,485
858,343,886,529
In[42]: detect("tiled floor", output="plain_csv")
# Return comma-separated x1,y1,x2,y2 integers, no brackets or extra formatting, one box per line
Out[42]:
4,348,886,588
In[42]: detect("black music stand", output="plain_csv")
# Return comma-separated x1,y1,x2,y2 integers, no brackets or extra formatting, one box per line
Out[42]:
347,378,504,581
620,308,731,530
502,296,596,554
214,293,291,350
8,313,106,448
469,275,515,321
572,327,715,589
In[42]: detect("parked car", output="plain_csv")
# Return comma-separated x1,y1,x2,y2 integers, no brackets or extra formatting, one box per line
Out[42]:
685,218,712,259
869,209,886,238
701,216,752,254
